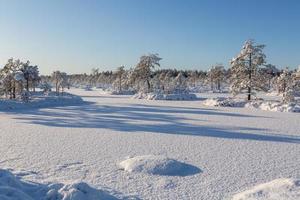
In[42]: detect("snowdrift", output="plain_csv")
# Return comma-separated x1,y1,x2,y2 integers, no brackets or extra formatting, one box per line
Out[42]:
232,178,300,200
132,92,197,101
245,101,300,113
202,97,300,112
119,155,200,176
0,92,84,111
0,169,119,200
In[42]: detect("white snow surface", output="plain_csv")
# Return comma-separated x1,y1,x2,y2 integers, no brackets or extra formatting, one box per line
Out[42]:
232,178,300,200
132,92,197,100
0,89,299,199
119,155,200,176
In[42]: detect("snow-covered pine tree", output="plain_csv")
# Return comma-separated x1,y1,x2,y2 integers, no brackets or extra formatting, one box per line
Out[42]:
133,53,162,93
21,61,40,92
113,66,125,93
261,64,279,90
275,68,292,95
173,72,187,94
292,66,300,96
51,71,68,95
0,58,25,99
208,64,225,92
230,40,267,100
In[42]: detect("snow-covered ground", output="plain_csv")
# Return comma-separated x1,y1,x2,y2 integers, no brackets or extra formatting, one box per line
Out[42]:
0,88,299,199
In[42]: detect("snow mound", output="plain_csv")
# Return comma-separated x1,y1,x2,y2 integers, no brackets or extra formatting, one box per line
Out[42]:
119,155,200,176
0,169,119,200
232,178,300,200
48,182,118,200
245,101,300,112
0,92,84,111
132,92,197,101
203,98,245,107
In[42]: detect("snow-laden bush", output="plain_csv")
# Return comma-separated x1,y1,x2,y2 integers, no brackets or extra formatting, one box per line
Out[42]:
245,101,300,112
119,155,200,176
39,82,52,94
20,91,31,103
132,92,197,100
202,97,246,107
232,178,300,200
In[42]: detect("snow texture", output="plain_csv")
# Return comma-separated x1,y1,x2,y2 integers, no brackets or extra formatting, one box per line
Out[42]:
232,178,300,200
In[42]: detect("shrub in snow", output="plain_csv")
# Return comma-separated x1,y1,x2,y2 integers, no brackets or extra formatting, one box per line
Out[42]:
132,92,197,101
245,101,300,112
21,91,31,103
282,89,295,103
119,155,200,176
232,178,300,200
84,85,93,91
202,98,246,107
40,82,52,94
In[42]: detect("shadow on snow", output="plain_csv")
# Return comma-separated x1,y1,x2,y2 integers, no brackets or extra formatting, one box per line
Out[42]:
9,101,300,144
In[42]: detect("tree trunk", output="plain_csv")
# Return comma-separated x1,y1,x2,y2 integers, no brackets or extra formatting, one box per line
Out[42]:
12,81,16,99
26,79,29,92
248,53,252,101
146,79,151,93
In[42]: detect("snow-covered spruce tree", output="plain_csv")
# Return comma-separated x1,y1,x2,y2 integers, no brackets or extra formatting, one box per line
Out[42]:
132,53,162,93
207,64,225,92
230,40,267,100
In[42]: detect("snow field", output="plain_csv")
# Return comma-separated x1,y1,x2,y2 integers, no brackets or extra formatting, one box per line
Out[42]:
0,89,299,199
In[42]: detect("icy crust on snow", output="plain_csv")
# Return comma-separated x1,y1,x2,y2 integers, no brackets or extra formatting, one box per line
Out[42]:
245,101,300,113
0,92,84,111
119,155,200,176
132,92,197,100
202,97,246,107
232,178,300,200
0,169,119,200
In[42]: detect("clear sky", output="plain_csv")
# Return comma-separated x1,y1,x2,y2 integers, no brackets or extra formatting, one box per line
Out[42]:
0,0,299,74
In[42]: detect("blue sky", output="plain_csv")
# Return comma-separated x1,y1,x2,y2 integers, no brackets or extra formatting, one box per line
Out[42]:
0,0,299,74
